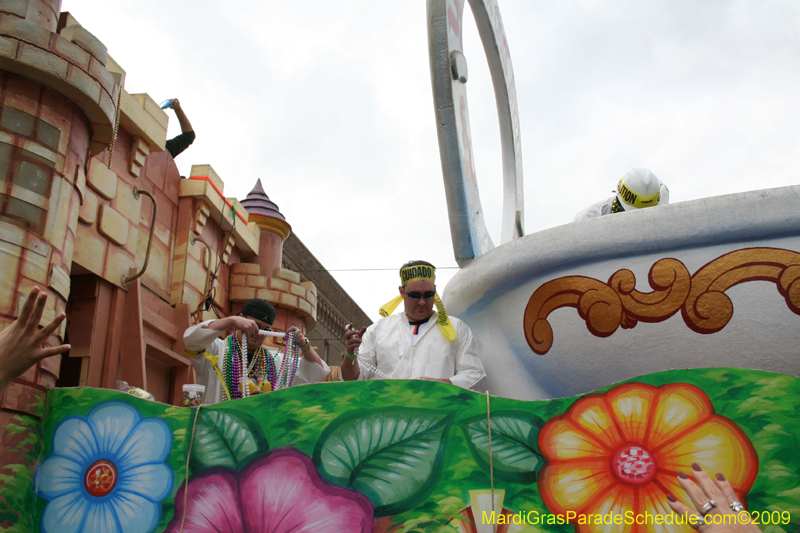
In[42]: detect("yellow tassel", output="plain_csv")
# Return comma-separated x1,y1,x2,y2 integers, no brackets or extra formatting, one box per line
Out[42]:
434,292,457,341
379,295,403,317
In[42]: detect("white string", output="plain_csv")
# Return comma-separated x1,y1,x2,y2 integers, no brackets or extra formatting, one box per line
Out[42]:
356,356,421,380
258,330,285,337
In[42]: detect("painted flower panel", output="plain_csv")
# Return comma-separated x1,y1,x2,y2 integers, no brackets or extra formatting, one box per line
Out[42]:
35,401,174,533
538,383,758,533
165,448,374,533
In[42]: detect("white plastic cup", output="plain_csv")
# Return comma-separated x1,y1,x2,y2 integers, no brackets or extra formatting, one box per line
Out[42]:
182,384,205,407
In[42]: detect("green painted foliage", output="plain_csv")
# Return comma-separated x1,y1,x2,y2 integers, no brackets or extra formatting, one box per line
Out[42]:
462,411,544,482
6,369,800,532
188,409,267,472
315,408,454,515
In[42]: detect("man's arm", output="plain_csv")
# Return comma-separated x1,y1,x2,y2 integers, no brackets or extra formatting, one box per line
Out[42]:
447,321,486,390
289,327,330,384
288,326,324,367
184,316,258,353
171,98,193,133
165,98,196,157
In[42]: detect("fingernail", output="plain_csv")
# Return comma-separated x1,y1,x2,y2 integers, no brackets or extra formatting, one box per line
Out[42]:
691,463,701,471
678,471,688,479
716,473,726,481
667,494,677,502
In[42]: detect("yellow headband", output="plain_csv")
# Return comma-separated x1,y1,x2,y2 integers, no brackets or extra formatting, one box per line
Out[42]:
400,264,436,285
379,264,456,341
616,179,660,209
378,293,457,342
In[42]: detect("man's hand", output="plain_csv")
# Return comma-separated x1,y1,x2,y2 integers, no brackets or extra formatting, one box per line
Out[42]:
286,326,324,367
345,324,366,356
287,325,307,347
227,316,261,338
205,316,261,337
0,287,70,395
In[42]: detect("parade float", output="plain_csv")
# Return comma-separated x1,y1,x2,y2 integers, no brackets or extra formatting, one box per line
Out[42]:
1,0,799,532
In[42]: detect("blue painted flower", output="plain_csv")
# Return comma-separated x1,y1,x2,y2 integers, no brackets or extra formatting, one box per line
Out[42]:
35,401,174,533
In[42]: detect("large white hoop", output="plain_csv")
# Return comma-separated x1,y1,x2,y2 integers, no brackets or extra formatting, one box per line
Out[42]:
427,0,525,266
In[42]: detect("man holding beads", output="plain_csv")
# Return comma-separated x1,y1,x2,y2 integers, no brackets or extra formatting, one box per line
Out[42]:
341,260,486,390
184,298,329,405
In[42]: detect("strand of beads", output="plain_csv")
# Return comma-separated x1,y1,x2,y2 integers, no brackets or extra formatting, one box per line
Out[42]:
256,331,284,390
357,357,397,379
267,347,276,388
274,331,301,390
246,346,273,391
240,333,249,398
355,354,421,380
223,335,233,400
224,333,243,399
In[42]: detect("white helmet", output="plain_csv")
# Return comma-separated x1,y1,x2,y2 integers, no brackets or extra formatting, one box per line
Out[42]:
615,168,662,211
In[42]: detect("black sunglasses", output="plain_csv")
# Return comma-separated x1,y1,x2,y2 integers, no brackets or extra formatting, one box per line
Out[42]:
406,291,436,301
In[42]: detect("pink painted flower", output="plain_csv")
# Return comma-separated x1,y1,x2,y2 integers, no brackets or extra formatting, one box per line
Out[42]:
164,448,374,533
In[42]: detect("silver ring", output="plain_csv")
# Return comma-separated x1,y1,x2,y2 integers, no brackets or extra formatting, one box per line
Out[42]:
730,501,745,512
699,500,717,515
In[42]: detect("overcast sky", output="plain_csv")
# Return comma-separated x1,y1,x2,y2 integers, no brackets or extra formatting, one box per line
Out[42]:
61,1,800,323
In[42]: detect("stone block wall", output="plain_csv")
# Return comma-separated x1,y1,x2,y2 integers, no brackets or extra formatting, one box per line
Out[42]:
229,264,317,331
170,166,264,323
0,69,91,414
0,8,119,155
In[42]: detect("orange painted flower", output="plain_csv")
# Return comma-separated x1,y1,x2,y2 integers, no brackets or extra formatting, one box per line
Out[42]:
538,382,758,533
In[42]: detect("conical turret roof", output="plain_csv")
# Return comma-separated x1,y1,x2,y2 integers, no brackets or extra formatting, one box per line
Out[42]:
241,179,285,221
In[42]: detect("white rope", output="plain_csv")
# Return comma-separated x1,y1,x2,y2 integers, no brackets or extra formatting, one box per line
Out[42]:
179,405,202,533
487,390,497,533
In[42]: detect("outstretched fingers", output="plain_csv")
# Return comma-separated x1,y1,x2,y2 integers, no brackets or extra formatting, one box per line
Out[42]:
16,286,41,328
690,464,727,509
27,290,48,334
34,312,66,345
34,343,70,362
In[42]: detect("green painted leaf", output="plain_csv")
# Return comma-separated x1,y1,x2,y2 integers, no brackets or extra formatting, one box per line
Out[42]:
189,409,267,471
314,408,453,515
463,411,543,481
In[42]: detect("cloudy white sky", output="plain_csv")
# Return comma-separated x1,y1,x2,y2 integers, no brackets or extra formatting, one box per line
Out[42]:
61,1,800,322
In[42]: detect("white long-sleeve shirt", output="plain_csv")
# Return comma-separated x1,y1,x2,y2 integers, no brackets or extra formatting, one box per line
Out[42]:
183,320,330,405
354,313,486,391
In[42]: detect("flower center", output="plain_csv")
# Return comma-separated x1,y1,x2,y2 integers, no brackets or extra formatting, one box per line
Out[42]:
84,460,117,497
612,445,657,484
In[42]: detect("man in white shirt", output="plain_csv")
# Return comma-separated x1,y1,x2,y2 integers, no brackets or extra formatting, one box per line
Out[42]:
183,298,329,404
341,261,485,390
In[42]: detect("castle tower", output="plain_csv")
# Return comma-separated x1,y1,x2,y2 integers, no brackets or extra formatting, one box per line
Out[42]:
229,180,317,345
0,3,118,421
240,178,291,275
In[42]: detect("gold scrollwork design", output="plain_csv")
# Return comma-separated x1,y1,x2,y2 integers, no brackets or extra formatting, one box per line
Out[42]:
523,247,800,355
683,248,800,333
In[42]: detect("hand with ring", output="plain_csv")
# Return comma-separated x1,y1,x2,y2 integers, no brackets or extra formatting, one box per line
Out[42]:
666,463,760,532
